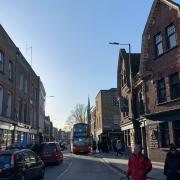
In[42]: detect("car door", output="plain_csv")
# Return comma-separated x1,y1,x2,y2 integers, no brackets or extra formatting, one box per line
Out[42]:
22,151,32,179
15,153,25,177
27,150,40,179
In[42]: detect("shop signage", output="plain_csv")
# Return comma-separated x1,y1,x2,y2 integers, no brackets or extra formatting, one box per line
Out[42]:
149,125,159,149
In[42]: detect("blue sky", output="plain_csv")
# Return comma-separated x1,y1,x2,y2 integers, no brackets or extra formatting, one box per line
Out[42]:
1,0,178,129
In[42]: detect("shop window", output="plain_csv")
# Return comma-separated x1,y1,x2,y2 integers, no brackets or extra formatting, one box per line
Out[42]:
166,24,177,49
160,122,169,148
124,129,131,147
169,73,180,100
173,121,180,148
154,33,163,56
157,79,166,103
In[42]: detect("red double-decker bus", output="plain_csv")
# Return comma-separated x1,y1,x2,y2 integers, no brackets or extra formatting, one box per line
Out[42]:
70,123,91,154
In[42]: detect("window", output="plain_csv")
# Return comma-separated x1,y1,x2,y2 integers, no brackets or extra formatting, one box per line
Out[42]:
123,71,127,84
160,122,169,148
0,86,3,115
0,51,4,73
8,62,13,81
157,79,166,103
169,73,180,100
113,115,119,125
124,130,131,146
166,24,176,49
24,103,27,124
6,93,12,118
154,33,163,56
19,75,23,90
173,121,180,148
120,97,129,112
121,74,124,87
121,71,127,87
112,97,119,106
28,151,36,163
24,79,28,94
35,88,38,101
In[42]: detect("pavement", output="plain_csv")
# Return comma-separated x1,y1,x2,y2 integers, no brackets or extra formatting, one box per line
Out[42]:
94,152,166,180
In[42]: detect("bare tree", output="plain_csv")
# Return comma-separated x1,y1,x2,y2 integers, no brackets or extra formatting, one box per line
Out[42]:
64,116,75,132
71,104,86,123
63,104,87,131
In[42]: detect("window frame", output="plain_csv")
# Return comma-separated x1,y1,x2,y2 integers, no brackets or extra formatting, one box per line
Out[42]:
166,24,177,49
6,92,12,118
8,61,13,81
173,121,180,148
157,78,166,103
154,33,163,57
169,73,180,100
160,122,170,148
124,129,131,147
0,51,4,73
0,85,4,115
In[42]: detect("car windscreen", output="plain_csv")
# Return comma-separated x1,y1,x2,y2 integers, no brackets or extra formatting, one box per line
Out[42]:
0,154,11,169
39,144,57,153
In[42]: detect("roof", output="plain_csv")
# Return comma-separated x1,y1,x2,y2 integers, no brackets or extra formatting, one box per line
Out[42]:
140,0,180,77
118,49,140,77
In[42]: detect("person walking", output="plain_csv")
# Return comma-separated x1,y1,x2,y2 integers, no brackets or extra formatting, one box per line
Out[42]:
126,144,152,180
116,140,122,156
164,145,180,180
97,140,102,153
92,140,97,153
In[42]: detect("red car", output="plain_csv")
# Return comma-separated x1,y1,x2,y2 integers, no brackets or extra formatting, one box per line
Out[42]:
38,142,63,164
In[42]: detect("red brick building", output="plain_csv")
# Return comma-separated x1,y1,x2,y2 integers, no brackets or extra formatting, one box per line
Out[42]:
0,24,40,149
117,49,141,152
140,0,180,162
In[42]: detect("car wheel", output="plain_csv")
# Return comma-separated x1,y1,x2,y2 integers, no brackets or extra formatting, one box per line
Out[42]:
39,168,45,179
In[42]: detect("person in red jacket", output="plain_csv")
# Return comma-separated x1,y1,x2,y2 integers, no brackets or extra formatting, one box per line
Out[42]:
126,144,152,180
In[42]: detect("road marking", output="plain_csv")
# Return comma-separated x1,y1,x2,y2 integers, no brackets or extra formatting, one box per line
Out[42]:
55,161,73,180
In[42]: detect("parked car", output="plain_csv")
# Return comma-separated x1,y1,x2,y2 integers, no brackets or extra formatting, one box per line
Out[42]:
0,149,45,180
38,142,63,164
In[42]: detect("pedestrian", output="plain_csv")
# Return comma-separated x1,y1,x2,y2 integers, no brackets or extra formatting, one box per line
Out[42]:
112,139,117,154
126,144,152,180
164,145,180,180
97,140,102,153
92,140,97,153
116,140,122,156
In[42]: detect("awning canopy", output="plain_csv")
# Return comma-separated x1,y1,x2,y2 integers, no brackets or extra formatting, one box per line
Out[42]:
144,109,180,121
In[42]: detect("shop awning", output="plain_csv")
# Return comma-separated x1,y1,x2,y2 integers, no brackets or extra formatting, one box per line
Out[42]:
144,109,180,121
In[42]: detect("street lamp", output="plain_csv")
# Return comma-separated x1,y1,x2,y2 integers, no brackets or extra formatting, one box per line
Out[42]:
109,42,139,144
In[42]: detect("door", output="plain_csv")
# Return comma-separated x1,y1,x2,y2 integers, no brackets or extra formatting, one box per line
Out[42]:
27,151,39,179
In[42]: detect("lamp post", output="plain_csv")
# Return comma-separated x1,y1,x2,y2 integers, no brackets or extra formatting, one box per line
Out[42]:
109,42,139,144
